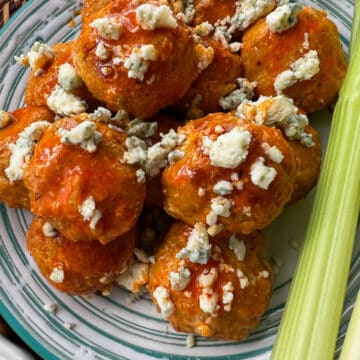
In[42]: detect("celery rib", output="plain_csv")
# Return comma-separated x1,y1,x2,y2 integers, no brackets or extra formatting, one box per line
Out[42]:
272,5,360,359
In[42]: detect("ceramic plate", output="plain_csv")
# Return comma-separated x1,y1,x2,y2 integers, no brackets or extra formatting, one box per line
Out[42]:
0,1,357,359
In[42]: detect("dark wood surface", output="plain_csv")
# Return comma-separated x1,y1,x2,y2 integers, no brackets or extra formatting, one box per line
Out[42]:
0,0,27,27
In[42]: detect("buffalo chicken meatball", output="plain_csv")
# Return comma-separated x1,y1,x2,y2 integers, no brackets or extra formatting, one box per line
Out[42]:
0,107,54,209
175,36,243,119
148,221,273,340
22,41,98,115
27,217,135,294
74,0,198,118
162,112,296,235
241,6,347,113
23,114,145,244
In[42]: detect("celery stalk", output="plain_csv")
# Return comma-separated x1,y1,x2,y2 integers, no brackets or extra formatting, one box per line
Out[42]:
340,291,360,360
271,6,360,360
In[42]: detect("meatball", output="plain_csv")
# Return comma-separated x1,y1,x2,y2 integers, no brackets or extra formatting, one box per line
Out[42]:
0,107,54,209
238,95,321,203
24,41,98,113
175,36,243,119
162,112,296,235
241,6,347,113
74,0,198,118
23,114,145,244
27,217,135,294
148,221,273,340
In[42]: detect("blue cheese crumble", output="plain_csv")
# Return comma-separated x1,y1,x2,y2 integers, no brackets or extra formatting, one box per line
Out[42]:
250,157,277,189
229,235,247,261
274,50,320,94
176,223,211,264
266,3,302,33
78,196,102,229
169,267,191,290
47,85,87,116
153,286,175,319
58,63,83,91
124,45,158,81
205,127,252,169
59,121,102,153
5,121,50,182
136,4,177,30
90,17,123,40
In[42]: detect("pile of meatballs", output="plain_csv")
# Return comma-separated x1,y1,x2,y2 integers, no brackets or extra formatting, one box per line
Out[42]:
0,0,346,341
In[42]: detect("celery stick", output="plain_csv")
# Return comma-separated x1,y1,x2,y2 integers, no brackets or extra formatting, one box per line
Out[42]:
271,6,360,360
340,291,360,360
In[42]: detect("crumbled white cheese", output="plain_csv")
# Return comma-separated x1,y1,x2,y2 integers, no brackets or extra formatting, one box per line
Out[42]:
78,196,102,229
116,261,149,292
205,127,252,169
229,235,246,261
47,85,87,116
266,3,302,33
228,0,276,34
95,42,110,60
198,267,218,288
58,63,83,91
222,281,234,311
64,322,75,330
237,269,249,289
90,107,113,123
0,110,14,129
100,66,113,76
176,223,211,264
291,50,320,80
168,149,184,164
153,286,175,319
210,196,232,218
136,4,177,30
303,32,310,49
199,287,218,314
176,0,195,25
229,41,242,53
252,95,315,147
214,125,224,134
242,206,251,217
186,335,195,348
250,157,277,189
193,22,214,36
20,42,54,70
5,121,50,182
124,45,158,81
213,180,233,195
136,168,146,184
42,222,57,237
49,267,64,284
127,119,158,138
261,142,284,163
198,187,206,197
169,266,191,290
260,270,270,278
90,17,122,40
219,78,256,111
123,136,148,165
43,303,57,314
59,120,102,153
197,45,214,72
274,50,320,94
